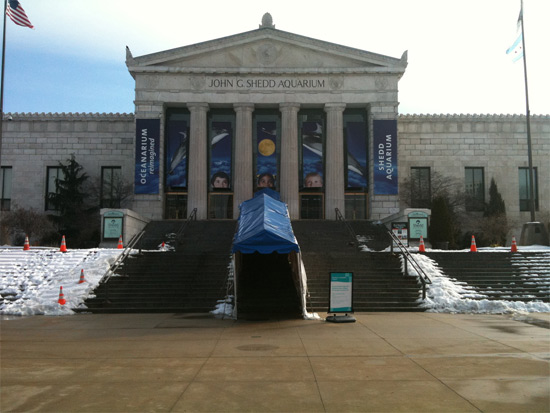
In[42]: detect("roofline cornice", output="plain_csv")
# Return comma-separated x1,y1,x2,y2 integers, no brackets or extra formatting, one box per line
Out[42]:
127,66,406,75
129,27,406,69
399,113,550,120
3,112,135,121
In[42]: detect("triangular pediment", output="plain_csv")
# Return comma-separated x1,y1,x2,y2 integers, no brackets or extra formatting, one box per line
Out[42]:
127,27,406,74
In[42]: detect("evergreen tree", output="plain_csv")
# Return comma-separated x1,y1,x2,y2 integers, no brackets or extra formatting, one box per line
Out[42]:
481,178,508,246
428,196,455,246
48,155,90,244
484,178,506,217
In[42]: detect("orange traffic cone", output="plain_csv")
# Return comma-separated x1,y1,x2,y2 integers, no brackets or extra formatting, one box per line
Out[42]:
23,236,30,251
78,269,86,284
60,235,67,253
470,235,477,252
418,235,426,253
58,286,66,305
511,236,518,252
117,235,123,249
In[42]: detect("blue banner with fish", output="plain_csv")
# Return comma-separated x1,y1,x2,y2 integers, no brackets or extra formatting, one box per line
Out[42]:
165,120,188,189
256,121,278,189
373,119,398,195
345,121,367,188
134,119,160,194
301,121,324,188
210,122,232,189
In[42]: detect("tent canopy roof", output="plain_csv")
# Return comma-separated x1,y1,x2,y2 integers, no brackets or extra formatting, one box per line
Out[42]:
232,193,299,254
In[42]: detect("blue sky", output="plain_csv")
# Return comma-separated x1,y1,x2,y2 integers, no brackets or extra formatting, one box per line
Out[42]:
2,0,549,115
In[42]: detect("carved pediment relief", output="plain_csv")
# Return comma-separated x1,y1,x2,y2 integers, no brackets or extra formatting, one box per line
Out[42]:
128,27,406,74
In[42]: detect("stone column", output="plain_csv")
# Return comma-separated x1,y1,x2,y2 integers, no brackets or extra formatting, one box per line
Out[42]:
233,103,254,218
279,103,300,219
187,103,209,220
324,103,346,220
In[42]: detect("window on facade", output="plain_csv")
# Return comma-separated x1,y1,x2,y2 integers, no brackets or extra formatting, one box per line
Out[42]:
101,167,122,208
165,108,190,191
46,166,63,211
410,167,431,208
253,110,281,191
465,167,485,211
1,166,12,211
344,110,368,191
207,110,234,219
299,110,325,191
345,193,367,220
519,167,538,211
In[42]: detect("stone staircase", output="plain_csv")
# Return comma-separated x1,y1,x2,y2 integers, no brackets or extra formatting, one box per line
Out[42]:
425,251,550,303
292,221,424,312
81,220,236,313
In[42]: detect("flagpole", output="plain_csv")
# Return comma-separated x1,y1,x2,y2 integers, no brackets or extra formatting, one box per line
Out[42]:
0,0,7,164
519,0,536,222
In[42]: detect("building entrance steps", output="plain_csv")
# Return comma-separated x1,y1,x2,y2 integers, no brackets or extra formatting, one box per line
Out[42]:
81,220,237,313
291,220,424,312
425,251,550,303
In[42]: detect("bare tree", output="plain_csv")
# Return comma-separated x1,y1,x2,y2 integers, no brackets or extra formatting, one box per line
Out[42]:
0,206,57,245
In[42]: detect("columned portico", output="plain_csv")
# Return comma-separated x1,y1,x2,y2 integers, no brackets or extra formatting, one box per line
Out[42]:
280,103,300,219
324,103,346,220
127,14,407,221
187,103,209,219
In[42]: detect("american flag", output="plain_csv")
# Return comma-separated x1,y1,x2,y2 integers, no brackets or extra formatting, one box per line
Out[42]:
6,0,34,29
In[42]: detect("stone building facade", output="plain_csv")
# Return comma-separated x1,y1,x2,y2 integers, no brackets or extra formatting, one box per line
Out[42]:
1,15,548,242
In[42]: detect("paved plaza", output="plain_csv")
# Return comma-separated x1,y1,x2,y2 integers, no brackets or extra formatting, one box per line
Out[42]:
1,312,549,412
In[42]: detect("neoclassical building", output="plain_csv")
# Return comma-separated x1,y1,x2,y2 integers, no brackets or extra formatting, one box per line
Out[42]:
1,14,548,241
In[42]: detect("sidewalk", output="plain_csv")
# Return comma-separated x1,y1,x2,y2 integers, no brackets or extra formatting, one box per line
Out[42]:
2,312,549,412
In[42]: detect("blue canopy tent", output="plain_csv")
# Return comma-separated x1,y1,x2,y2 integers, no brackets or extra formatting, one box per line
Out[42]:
230,192,309,319
232,193,299,254
253,187,281,201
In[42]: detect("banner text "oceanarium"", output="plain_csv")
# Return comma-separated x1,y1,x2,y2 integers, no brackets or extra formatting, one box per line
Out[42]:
208,78,326,89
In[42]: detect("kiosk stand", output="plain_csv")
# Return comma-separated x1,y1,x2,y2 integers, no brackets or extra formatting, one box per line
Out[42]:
326,272,356,323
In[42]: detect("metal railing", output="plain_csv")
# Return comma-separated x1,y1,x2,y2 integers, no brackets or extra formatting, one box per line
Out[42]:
385,227,432,300
100,229,146,286
335,208,431,300
98,208,198,304
335,208,359,247
175,208,197,244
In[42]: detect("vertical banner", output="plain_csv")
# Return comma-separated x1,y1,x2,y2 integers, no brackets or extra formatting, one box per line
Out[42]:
210,122,232,189
345,121,367,188
329,272,353,313
302,121,324,188
134,119,160,194
256,121,278,189
165,120,188,189
373,119,398,195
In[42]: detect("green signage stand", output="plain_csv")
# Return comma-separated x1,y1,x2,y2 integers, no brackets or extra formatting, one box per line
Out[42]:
326,272,356,323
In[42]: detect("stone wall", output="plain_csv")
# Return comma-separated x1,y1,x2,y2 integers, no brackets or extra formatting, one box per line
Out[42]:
398,114,550,233
1,112,135,213
1,112,549,234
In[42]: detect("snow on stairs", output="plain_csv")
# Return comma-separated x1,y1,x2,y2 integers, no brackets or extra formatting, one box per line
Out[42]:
82,221,237,313
0,248,96,305
425,251,550,303
292,221,424,312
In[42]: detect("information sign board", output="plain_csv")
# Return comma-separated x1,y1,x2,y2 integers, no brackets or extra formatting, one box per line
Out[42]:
329,272,353,313
103,211,124,239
